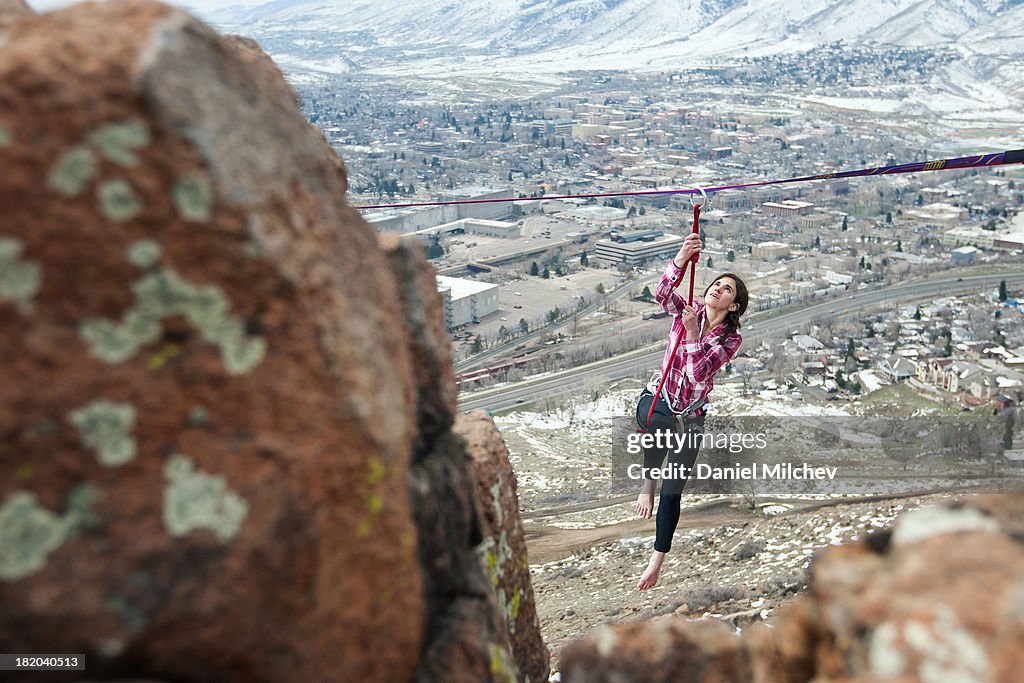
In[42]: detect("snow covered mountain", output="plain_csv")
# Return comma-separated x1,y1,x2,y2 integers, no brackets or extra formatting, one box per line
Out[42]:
196,0,1024,115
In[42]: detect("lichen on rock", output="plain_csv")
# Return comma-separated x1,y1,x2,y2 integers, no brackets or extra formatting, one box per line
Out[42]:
97,178,143,222
68,399,137,467
0,235,41,313
173,171,214,222
126,239,163,269
47,146,97,197
87,120,151,167
80,263,266,374
0,491,69,581
162,454,248,542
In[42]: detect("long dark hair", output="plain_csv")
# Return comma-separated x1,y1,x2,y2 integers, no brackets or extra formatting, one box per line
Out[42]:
703,273,749,344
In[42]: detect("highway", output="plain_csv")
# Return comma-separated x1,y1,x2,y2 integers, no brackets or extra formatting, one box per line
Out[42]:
457,270,1024,413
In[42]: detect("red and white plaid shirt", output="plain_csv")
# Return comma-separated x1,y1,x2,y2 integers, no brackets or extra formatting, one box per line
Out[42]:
650,260,743,414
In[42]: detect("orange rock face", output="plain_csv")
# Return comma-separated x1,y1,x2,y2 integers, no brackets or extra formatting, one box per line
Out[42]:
459,411,551,683
0,1,423,680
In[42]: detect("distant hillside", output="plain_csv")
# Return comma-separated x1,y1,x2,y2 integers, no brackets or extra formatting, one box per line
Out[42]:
198,0,1024,113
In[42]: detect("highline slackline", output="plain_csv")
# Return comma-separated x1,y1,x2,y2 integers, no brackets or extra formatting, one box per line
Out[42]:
354,148,1024,211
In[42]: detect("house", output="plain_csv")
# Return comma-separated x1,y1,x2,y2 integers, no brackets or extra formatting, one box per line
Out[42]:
994,395,1016,411
880,355,916,382
791,334,825,352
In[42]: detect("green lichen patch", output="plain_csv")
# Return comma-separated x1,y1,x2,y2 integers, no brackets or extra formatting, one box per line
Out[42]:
79,312,161,364
80,266,266,375
64,484,100,531
87,120,151,168
487,643,516,683
0,491,69,581
0,236,42,313
509,587,522,622
162,454,249,542
68,399,137,467
47,146,97,198
173,172,214,223
365,456,388,486
218,332,267,376
0,125,11,148
126,240,163,269
98,179,143,222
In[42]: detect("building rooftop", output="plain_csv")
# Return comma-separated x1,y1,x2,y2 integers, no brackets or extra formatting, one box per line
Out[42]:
436,275,498,299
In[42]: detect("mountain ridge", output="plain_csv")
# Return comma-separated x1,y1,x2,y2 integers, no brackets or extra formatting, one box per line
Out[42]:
198,0,1024,115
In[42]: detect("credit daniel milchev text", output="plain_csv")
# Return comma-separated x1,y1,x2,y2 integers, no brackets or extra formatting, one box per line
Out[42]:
624,430,838,481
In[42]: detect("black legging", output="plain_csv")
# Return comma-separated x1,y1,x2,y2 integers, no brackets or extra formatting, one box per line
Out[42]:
635,391,706,553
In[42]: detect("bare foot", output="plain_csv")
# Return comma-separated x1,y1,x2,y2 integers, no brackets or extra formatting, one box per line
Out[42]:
637,551,666,590
634,479,655,518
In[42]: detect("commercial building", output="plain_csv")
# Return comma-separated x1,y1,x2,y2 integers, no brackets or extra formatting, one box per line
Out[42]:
404,218,520,242
436,276,499,330
799,213,832,231
906,203,965,227
593,230,684,266
951,246,978,265
763,200,814,217
752,241,791,259
366,186,516,234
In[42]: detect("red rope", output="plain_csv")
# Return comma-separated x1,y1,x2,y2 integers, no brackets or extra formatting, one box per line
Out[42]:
644,203,701,428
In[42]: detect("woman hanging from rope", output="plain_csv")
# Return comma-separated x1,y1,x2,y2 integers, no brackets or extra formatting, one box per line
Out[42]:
634,231,749,590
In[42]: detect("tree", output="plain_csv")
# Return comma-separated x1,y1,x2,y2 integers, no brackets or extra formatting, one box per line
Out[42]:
999,280,1008,302
846,338,856,359
639,207,646,215
580,251,589,266
841,215,848,231
530,261,539,276
886,212,893,224
546,308,559,323
913,306,922,320
519,318,529,334
596,282,605,294
726,249,735,262
426,241,444,259
542,266,550,279
641,285,653,300
859,256,866,269
896,239,902,252
471,337,483,353
627,206,637,218
706,257,713,268
814,235,821,249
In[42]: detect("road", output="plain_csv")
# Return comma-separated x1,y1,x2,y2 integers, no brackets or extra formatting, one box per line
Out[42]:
457,270,1024,413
